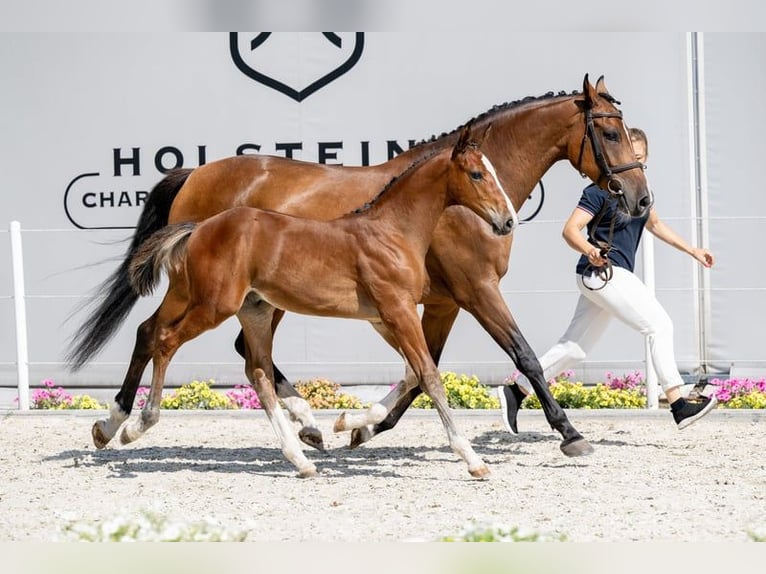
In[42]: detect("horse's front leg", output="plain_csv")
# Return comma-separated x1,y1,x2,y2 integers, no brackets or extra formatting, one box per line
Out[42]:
92,313,157,448
346,301,459,448
462,283,593,457
233,308,324,451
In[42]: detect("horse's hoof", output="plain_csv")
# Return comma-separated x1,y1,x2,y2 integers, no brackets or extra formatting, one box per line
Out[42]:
560,437,594,457
349,426,373,449
297,465,318,479
298,427,325,451
119,426,137,446
92,421,110,449
333,413,347,433
469,464,491,479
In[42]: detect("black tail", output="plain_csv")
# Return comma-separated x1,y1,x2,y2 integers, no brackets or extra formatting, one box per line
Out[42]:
65,168,193,370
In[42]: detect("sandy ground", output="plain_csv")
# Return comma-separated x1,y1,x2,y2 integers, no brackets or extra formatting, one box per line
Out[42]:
0,408,764,542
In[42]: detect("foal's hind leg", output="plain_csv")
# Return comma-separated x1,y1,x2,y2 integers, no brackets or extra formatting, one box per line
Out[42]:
234,307,324,450
238,303,317,477
92,312,158,448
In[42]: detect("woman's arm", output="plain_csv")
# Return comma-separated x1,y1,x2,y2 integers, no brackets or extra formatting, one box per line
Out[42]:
562,207,608,268
645,208,715,268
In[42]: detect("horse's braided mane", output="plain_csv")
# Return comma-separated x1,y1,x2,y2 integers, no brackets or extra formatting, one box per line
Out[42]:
350,150,440,215
411,89,581,149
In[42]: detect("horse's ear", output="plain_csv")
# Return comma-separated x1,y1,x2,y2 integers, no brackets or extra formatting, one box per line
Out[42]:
452,124,472,159
595,75,609,96
582,73,595,109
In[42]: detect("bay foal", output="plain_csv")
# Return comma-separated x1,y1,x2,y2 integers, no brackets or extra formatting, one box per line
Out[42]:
93,125,516,477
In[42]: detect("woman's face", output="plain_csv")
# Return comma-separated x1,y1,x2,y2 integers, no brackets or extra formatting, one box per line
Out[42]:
632,139,648,165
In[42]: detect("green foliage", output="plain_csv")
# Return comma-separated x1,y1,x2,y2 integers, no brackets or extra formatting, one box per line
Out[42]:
522,379,646,410
295,379,366,409
59,509,248,542
412,372,500,409
439,522,567,542
159,380,235,410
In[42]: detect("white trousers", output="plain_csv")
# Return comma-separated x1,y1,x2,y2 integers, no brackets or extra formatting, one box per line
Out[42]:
517,266,684,393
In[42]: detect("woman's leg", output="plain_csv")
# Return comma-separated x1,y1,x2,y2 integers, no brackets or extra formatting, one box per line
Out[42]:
579,267,684,393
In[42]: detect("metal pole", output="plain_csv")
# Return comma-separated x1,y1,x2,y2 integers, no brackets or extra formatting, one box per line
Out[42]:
10,221,30,410
687,32,713,380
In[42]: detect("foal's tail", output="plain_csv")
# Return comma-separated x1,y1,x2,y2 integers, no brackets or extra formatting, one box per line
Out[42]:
128,223,196,296
65,168,193,370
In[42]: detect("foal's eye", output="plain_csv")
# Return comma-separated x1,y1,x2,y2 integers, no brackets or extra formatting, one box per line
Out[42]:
470,171,483,181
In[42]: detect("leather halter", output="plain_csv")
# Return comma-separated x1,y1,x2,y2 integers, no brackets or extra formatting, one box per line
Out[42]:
577,108,645,213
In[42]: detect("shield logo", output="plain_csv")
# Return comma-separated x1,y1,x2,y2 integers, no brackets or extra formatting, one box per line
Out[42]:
230,32,365,102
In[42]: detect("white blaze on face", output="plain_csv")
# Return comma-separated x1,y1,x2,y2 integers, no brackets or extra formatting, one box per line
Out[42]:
481,154,518,231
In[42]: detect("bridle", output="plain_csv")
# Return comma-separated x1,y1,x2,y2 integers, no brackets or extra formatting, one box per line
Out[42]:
576,106,645,213
576,103,650,290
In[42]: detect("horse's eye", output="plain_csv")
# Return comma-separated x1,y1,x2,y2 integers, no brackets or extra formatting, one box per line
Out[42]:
470,171,483,181
603,130,619,142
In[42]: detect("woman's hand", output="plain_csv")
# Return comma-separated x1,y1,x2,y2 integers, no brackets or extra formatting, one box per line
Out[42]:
691,247,714,268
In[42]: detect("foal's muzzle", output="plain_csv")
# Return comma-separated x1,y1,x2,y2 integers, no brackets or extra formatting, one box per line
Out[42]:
492,215,516,236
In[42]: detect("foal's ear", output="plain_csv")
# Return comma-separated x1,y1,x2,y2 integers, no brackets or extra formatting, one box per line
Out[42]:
452,124,472,159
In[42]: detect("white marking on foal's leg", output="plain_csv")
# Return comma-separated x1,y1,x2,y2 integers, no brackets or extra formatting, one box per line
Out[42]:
266,404,317,478
449,434,490,478
92,402,129,448
281,396,319,429
120,407,160,445
334,402,388,431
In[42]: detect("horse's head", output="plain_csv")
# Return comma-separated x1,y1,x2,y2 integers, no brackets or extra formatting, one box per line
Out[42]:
449,123,518,236
571,74,652,217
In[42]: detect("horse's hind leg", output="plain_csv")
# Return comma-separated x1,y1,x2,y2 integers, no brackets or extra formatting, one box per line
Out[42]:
234,307,324,450
92,313,157,448
238,303,317,477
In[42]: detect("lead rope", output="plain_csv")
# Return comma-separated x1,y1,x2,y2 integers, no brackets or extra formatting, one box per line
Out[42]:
583,197,618,291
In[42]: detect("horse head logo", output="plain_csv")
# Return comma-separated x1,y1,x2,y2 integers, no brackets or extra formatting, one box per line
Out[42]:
230,32,365,102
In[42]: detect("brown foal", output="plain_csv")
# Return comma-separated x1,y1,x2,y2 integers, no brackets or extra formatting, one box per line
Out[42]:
94,126,516,477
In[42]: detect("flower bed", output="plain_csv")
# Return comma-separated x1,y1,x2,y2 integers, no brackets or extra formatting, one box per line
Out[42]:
21,373,766,410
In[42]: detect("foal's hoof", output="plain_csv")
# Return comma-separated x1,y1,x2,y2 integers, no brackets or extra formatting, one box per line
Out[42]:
349,426,373,449
333,412,347,433
560,437,594,457
297,464,319,479
298,427,325,451
91,421,111,449
469,464,491,479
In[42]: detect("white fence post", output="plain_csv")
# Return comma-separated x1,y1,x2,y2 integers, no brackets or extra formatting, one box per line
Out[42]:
642,232,660,409
10,221,30,410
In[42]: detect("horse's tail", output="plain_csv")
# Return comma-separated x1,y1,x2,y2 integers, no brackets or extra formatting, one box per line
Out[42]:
128,222,196,296
65,168,193,370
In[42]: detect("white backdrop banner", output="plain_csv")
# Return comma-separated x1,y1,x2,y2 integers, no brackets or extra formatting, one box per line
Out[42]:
1,32,761,389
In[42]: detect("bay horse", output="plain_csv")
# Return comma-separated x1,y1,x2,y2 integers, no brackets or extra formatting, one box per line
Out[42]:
68,74,648,457
98,126,516,477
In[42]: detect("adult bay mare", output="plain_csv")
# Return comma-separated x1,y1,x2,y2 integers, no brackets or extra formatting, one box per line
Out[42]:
68,75,649,457
92,127,515,477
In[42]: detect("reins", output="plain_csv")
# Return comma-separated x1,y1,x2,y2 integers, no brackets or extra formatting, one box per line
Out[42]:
583,196,618,290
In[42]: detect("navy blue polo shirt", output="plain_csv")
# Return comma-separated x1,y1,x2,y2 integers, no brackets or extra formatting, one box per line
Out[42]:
575,184,649,275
